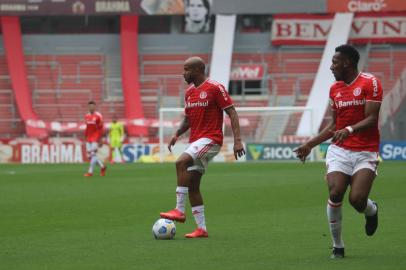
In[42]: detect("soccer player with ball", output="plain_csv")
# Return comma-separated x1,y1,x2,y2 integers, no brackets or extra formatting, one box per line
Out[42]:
160,57,246,238
294,45,381,259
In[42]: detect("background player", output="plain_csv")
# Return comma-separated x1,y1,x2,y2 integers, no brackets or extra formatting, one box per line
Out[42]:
108,116,125,163
294,45,381,258
160,56,245,238
84,101,107,177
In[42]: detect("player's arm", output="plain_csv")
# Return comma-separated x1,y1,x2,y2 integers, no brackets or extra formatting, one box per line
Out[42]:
294,109,336,163
224,106,245,160
168,116,189,152
332,101,380,144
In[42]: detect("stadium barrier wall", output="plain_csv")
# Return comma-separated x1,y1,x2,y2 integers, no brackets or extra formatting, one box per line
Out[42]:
0,139,243,164
1,140,403,163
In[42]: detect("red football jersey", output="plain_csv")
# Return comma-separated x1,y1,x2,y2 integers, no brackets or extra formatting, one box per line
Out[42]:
85,112,103,142
184,78,233,145
329,72,383,152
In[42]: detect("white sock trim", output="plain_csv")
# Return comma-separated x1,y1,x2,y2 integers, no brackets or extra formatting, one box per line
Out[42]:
192,205,206,231
175,186,188,213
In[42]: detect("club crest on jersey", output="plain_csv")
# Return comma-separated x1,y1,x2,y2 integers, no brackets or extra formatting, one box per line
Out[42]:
199,91,207,99
353,87,362,97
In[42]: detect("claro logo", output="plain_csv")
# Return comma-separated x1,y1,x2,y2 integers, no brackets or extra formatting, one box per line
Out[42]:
348,0,387,12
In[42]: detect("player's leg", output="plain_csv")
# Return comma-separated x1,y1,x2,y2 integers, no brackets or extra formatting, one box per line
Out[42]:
325,145,352,258
92,142,106,175
189,171,203,206
85,142,96,176
349,168,378,236
110,138,123,163
185,140,220,238
175,153,195,212
185,170,208,238
160,153,194,222
188,171,208,233
327,172,350,255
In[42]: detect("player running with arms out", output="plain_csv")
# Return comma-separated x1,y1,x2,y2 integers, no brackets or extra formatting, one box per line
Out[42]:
84,101,107,177
294,45,381,259
160,57,245,238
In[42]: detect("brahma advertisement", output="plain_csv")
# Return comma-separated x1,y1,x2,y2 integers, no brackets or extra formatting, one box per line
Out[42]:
0,138,244,164
271,13,406,45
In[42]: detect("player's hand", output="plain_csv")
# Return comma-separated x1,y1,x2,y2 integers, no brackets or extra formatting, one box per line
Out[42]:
293,144,311,163
233,140,245,160
98,141,103,147
167,136,178,153
332,129,350,145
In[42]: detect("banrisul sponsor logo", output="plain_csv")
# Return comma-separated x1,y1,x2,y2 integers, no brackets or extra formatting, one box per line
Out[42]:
335,99,365,108
186,101,208,108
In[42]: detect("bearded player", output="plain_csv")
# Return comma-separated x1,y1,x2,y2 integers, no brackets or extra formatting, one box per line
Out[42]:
294,45,381,258
160,57,245,238
84,101,107,177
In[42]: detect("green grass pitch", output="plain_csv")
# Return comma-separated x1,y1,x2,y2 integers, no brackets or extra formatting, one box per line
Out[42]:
1,162,405,270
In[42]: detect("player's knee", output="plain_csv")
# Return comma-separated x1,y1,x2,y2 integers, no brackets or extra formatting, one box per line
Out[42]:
349,194,367,212
175,157,191,171
189,185,200,193
329,190,344,203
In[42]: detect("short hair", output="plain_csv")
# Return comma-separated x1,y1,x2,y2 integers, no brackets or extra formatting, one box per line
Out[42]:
335,44,360,68
88,101,96,105
185,0,211,22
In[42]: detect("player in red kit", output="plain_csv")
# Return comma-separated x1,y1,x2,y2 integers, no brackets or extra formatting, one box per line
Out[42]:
294,45,381,259
160,57,245,238
84,101,107,177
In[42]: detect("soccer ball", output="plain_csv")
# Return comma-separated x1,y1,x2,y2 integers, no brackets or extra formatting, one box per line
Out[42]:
152,218,176,240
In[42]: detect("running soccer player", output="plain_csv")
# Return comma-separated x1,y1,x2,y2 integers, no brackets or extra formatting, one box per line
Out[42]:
108,116,125,163
160,56,245,238
294,45,381,259
84,101,107,177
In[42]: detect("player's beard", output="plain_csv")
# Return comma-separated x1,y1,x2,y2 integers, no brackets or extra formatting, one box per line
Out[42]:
184,76,192,85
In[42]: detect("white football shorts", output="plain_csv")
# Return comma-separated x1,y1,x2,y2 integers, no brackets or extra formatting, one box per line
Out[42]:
86,142,99,157
326,144,379,176
184,137,221,174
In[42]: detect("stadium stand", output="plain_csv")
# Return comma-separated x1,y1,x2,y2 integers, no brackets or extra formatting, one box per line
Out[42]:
1,32,405,142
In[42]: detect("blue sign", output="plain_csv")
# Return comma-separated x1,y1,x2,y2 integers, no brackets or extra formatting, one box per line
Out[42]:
380,142,406,160
122,144,152,162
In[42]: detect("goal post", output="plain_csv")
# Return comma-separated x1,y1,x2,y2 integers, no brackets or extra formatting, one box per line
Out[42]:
158,106,315,162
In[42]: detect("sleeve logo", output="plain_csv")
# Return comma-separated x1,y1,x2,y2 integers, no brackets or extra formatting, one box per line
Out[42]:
372,78,378,97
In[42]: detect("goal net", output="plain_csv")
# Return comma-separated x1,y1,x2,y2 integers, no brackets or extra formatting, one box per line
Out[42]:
158,106,315,162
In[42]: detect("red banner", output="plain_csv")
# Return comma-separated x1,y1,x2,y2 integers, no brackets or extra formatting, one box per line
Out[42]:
0,138,90,163
230,64,264,80
271,13,406,45
327,0,406,13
